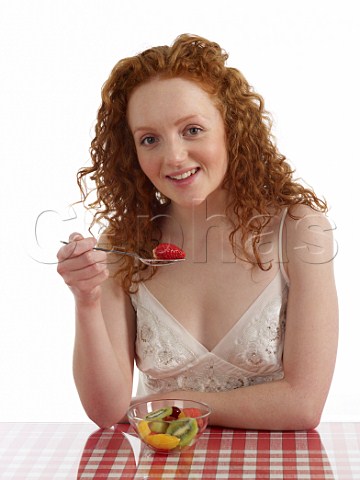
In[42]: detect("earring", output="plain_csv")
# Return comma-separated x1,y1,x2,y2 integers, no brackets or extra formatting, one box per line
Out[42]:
155,191,170,205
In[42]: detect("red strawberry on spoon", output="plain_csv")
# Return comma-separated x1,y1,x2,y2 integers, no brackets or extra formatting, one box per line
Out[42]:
153,243,186,260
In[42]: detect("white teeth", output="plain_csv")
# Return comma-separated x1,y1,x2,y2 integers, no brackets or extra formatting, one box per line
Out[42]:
170,168,198,180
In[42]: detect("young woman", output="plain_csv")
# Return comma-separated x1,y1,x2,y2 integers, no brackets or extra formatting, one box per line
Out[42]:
57,34,338,430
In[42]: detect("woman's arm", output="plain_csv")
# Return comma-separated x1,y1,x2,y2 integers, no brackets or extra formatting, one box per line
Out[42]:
57,233,136,428
133,206,339,430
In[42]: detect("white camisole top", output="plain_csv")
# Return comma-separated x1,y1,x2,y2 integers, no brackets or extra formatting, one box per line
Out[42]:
130,209,290,396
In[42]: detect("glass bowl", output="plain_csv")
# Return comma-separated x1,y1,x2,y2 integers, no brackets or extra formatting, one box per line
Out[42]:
127,399,211,453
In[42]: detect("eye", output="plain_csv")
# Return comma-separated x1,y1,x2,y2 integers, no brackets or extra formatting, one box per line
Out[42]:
186,126,203,136
140,136,157,146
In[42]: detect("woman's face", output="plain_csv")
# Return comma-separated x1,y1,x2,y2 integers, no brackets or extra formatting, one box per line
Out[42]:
127,77,228,208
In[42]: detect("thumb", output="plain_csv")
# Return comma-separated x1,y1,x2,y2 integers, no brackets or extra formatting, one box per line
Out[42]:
69,232,84,242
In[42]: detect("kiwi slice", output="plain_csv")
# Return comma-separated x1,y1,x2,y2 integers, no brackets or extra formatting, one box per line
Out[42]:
145,406,173,420
149,420,168,434
166,417,198,447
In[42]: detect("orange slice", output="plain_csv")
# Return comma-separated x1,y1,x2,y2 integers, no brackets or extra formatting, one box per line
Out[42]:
145,433,180,450
137,420,151,439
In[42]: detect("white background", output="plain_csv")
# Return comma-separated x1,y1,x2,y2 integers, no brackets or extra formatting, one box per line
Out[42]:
0,0,359,423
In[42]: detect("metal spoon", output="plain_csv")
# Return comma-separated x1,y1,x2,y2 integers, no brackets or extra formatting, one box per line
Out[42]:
60,241,185,266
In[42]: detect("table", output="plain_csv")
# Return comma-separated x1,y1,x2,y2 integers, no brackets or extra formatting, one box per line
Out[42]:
1,422,359,479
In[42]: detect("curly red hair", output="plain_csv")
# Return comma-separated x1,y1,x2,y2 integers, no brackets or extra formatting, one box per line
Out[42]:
78,34,327,292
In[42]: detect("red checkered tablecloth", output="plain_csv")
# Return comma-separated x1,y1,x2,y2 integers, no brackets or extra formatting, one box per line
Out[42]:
1,422,359,479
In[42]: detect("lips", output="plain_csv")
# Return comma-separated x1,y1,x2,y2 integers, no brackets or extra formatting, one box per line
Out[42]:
167,167,199,181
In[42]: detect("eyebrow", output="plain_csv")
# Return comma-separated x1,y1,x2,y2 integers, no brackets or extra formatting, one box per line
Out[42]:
132,114,207,135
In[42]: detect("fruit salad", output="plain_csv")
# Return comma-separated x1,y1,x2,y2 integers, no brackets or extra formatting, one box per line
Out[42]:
136,405,204,451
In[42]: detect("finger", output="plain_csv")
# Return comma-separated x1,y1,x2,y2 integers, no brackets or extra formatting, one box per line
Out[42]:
62,263,109,290
59,255,109,282
58,236,97,261
57,250,108,279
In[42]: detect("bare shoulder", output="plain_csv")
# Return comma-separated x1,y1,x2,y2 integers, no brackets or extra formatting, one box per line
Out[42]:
283,203,338,313
284,204,337,276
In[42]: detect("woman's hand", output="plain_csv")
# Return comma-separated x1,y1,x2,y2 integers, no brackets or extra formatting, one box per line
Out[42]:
57,232,109,305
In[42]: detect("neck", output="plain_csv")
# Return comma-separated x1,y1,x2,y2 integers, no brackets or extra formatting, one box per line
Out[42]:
163,190,235,262
168,189,228,228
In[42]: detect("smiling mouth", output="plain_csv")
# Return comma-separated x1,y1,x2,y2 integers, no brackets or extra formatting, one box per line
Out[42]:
167,168,199,181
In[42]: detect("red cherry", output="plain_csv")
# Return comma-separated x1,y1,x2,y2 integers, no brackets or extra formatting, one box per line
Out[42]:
171,406,181,419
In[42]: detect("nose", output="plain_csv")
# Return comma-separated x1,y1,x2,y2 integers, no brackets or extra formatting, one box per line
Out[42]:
163,137,187,168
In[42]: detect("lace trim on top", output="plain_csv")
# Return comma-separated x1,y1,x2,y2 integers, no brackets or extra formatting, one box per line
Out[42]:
131,269,288,394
